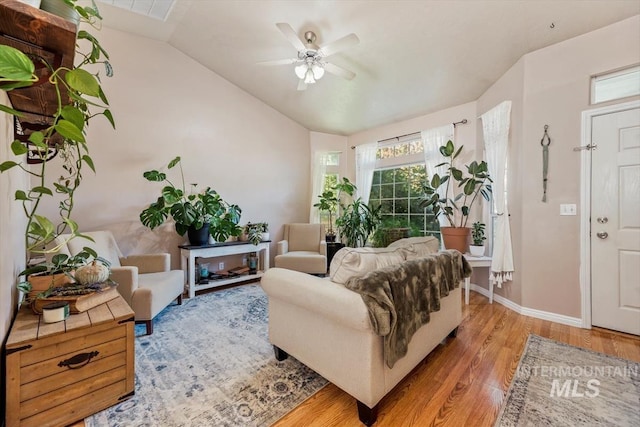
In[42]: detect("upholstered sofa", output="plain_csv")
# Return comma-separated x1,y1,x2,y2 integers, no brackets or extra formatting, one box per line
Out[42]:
261,237,469,426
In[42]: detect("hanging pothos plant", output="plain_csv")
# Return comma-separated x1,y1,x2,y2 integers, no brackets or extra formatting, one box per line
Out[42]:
0,0,114,256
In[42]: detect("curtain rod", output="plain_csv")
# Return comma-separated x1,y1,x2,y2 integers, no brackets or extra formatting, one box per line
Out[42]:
350,118,468,149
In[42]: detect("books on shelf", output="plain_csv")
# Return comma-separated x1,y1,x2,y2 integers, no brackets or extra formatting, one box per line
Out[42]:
32,282,120,314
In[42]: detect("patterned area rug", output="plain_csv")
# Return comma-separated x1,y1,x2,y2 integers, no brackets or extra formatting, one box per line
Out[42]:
86,284,327,426
495,334,640,426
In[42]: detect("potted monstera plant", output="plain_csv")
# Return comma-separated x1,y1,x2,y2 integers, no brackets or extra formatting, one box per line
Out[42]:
420,140,492,253
139,156,242,245
243,222,268,245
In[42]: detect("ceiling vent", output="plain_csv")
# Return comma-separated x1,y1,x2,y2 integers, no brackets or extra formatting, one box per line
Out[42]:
96,0,174,21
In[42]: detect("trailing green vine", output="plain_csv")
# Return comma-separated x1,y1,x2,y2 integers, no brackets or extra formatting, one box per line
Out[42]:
0,0,114,255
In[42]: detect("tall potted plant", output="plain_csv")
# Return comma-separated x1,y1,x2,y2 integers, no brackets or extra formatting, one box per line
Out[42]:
139,156,242,245
420,140,491,253
313,190,338,242
333,178,381,248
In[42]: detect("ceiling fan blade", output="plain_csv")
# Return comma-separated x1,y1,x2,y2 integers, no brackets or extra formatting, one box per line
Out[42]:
318,33,359,57
276,23,306,52
257,58,300,66
297,79,308,91
324,62,356,80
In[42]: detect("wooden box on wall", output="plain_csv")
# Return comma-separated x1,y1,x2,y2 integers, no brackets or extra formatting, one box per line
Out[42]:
4,296,135,427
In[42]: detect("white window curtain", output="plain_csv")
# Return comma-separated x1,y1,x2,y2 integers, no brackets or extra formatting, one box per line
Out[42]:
355,142,378,205
309,151,328,223
481,100,513,287
421,124,454,226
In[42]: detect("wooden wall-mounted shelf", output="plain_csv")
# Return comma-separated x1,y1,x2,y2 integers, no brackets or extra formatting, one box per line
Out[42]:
0,0,77,146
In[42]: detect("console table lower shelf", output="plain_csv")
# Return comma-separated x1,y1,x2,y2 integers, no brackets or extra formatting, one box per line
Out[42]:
180,241,270,298
5,295,135,427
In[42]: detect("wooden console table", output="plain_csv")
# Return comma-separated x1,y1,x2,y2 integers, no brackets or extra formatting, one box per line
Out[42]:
180,241,270,298
5,295,135,427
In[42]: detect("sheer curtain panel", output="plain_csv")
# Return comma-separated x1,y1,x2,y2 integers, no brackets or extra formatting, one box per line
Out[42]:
355,142,378,205
421,124,454,226
481,100,513,287
309,152,328,223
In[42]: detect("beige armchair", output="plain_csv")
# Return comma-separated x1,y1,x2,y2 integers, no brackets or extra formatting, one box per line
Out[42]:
49,231,184,335
274,223,327,274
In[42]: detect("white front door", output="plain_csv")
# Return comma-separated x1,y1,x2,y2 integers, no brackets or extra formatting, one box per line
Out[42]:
591,107,640,335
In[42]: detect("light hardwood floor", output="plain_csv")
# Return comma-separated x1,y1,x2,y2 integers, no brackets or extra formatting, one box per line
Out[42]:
273,291,640,427
72,290,639,427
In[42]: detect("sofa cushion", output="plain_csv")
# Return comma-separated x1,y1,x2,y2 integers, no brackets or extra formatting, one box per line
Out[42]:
388,236,440,259
275,252,327,275
288,224,321,252
330,247,405,284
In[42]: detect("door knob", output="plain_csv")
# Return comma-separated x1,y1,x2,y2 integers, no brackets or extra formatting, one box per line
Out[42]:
597,217,608,224
596,231,608,239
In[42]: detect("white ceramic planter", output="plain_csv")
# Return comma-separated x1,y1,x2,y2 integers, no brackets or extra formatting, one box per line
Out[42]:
469,245,485,257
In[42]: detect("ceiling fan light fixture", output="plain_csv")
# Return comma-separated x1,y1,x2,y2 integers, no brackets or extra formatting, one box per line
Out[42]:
311,63,325,80
294,64,308,79
304,68,316,84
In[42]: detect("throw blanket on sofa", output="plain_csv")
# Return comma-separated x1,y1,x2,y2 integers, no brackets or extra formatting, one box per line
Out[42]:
344,250,472,368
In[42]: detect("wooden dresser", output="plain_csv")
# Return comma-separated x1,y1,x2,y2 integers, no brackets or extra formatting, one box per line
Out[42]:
5,296,135,427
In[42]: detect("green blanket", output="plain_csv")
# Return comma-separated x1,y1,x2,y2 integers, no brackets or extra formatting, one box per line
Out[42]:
344,250,472,368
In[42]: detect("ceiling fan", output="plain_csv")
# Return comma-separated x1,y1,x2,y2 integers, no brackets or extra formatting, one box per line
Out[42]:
260,23,359,91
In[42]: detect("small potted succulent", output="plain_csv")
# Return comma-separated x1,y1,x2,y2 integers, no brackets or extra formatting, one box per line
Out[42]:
469,221,486,257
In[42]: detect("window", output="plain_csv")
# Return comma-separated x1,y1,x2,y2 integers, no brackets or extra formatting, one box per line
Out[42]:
591,65,640,104
368,138,440,243
317,152,340,230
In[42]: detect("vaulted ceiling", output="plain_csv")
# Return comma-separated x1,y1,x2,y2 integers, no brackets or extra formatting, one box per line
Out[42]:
97,0,640,135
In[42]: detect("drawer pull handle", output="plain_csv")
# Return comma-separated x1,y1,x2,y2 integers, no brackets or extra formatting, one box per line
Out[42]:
58,351,99,369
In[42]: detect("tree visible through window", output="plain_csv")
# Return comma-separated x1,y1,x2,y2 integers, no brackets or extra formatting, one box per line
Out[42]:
369,164,440,240
367,136,441,245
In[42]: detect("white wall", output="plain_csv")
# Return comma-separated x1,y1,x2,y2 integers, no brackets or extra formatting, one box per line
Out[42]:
478,15,640,317
35,27,311,268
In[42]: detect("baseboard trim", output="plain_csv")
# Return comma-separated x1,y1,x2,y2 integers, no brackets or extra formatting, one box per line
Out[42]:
469,284,583,328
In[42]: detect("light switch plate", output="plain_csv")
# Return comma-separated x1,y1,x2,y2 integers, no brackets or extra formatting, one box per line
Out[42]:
560,204,577,216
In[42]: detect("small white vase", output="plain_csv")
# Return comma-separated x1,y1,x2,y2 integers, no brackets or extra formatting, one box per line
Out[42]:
469,245,485,257
261,232,270,241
